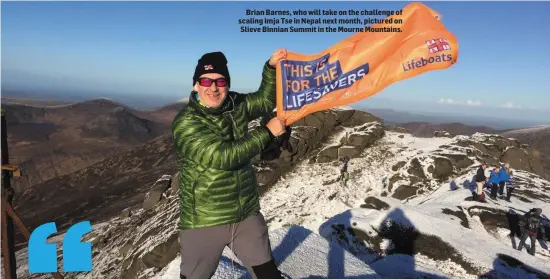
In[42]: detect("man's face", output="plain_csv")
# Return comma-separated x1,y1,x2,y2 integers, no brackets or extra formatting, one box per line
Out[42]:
194,73,229,109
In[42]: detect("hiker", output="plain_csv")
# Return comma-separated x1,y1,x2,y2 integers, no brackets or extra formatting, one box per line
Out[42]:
505,169,515,202
489,166,501,200
518,208,547,256
498,163,510,198
172,50,288,279
341,156,350,186
506,209,522,238
475,162,487,202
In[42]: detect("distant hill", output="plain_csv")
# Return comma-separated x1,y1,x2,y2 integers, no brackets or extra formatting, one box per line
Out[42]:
1,97,187,192
364,108,546,130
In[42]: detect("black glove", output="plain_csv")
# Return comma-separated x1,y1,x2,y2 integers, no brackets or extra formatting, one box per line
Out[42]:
259,126,292,161
260,140,282,161
275,126,293,152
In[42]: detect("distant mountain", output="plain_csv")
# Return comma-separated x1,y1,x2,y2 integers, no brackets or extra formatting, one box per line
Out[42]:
1,97,187,192
364,108,547,130
364,108,439,124
1,96,73,107
395,122,501,138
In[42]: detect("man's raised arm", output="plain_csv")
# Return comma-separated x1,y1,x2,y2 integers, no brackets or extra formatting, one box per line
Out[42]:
245,49,287,121
173,117,274,170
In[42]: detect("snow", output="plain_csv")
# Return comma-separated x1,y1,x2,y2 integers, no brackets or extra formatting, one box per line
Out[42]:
154,226,381,279
260,131,456,232
319,201,550,277
257,129,550,278
332,105,354,111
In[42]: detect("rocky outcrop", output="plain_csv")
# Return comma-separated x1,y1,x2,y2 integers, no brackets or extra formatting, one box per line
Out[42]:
384,124,410,134
384,133,546,201
142,175,172,210
457,133,545,178
313,121,385,162
501,126,550,179
253,109,383,188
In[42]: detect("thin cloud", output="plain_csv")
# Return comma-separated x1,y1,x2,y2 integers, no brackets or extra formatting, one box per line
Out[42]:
466,100,482,106
501,102,524,109
438,98,460,105
438,98,482,106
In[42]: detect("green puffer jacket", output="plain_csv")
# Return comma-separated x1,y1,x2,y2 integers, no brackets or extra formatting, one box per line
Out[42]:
172,61,276,230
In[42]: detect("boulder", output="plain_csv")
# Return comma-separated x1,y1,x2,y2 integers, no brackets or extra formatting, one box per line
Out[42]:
407,158,426,179
317,145,340,163
392,185,418,200
338,146,362,158
431,157,454,181
392,161,406,172
256,167,282,186
443,154,474,170
142,175,172,210
120,208,132,219
340,122,385,148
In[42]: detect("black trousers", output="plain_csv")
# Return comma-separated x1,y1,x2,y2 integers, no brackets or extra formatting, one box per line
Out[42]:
518,232,537,255
506,186,514,201
179,259,283,279
498,181,505,195
490,183,499,199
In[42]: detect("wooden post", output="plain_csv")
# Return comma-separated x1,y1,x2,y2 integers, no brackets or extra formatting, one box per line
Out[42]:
1,109,64,279
1,109,18,279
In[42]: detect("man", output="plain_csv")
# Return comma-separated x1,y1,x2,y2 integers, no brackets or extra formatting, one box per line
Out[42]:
505,169,515,202
475,162,487,202
172,49,288,279
518,208,547,256
506,209,522,238
340,156,350,186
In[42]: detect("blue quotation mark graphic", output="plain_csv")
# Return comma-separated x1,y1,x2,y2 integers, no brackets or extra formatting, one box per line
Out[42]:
28,221,93,273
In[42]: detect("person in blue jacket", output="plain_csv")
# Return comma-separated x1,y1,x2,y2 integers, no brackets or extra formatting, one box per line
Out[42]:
499,163,511,197
489,166,501,200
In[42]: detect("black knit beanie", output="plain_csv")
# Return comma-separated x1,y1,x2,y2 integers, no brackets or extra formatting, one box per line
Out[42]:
192,51,231,88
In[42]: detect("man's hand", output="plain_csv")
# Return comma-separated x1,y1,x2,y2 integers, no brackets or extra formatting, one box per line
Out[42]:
268,48,287,68
266,117,286,137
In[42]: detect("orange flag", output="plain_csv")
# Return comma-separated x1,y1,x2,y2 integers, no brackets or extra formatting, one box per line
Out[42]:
276,2,459,125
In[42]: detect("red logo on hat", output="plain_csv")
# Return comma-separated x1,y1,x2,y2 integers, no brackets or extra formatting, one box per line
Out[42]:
204,65,213,70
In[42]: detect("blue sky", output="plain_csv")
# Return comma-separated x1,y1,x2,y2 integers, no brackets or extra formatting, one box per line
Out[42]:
2,1,549,122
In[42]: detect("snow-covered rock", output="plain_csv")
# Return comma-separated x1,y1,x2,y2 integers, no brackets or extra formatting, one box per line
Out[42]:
154,226,381,279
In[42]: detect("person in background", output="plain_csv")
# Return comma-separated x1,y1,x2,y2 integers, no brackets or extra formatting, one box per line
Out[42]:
475,162,487,202
505,169,515,202
489,166,501,200
518,208,547,256
340,156,350,186
498,163,510,198
506,209,522,238
172,49,288,279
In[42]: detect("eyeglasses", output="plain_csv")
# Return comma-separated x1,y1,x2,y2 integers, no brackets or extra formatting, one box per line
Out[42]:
198,78,228,87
